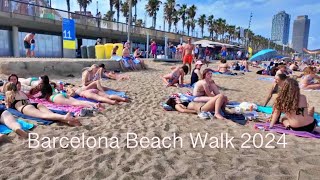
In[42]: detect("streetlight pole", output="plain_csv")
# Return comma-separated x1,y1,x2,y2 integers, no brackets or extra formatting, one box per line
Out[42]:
96,1,98,15
246,12,253,48
127,0,132,53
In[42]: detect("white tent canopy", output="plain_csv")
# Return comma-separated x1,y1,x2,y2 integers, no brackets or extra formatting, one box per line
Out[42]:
193,40,236,48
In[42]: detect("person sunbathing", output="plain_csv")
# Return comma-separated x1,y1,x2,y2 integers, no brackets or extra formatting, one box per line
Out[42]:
193,69,228,104
190,61,203,86
82,64,110,91
96,64,130,81
275,65,290,76
162,65,188,87
65,83,129,105
269,78,316,133
1,74,21,93
4,82,80,126
0,109,28,138
263,74,287,106
217,59,231,73
133,47,147,69
121,42,136,71
29,75,102,109
289,62,299,71
299,66,320,90
165,95,227,120
19,77,40,88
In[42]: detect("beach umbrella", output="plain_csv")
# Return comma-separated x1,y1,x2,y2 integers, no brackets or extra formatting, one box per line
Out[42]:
249,49,277,61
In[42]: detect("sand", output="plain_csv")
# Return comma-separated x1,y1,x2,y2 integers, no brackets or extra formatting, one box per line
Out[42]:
0,60,319,180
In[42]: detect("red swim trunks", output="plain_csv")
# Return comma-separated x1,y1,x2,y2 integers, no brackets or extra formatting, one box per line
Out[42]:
183,54,193,64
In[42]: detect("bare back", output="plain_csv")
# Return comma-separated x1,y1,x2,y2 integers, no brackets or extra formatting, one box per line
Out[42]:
285,95,314,127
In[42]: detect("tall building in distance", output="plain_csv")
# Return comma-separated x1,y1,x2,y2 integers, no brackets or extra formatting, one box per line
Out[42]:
292,15,310,53
271,11,290,45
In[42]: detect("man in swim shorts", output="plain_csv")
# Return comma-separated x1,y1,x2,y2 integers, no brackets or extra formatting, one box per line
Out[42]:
23,32,35,57
182,38,194,74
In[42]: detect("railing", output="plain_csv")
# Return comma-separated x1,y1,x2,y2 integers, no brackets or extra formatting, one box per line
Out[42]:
0,0,200,39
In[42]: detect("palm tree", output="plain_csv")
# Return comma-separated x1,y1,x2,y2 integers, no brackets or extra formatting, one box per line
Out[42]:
108,0,114,20
207,15,214,39
164,0,176,32
178,4,187,34
226,25,235,43
114,0,121,22
172,8,179,32
132,0,139,22
197,14,206,37
187,5,196,36
77,0,92,15
121,0,129,23
145,0,162,29
190,19,196,37
104,10,115,21
215,18,226,41
186,18,191,36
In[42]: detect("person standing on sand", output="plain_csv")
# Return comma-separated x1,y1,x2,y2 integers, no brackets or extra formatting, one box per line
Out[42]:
23,32,35,57
182,38,194,74
150,40,157,59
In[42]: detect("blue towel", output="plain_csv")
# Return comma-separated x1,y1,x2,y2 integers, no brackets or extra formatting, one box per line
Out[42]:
257,105,320,126
0,95,4,100
257,77,274,82
0,119,34,134
75,90,127,103
181,84,194,88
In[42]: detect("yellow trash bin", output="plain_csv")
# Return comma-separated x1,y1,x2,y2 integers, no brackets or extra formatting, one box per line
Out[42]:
113,43,123,56
95,45,105,59
104,43,114,59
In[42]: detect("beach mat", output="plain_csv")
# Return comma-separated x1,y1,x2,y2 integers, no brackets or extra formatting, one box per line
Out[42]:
0,105,53,125
255,122,320,139
75,90,127,103
257,77,274,82
0,119,34,134
257,105,320,126
222,112,247,125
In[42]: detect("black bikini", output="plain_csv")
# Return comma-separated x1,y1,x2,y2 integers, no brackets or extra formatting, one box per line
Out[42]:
10,99,38,114
286,107,316,133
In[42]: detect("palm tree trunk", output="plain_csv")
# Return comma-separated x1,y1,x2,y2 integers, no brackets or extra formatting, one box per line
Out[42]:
154,12,157,28
169,23,171,32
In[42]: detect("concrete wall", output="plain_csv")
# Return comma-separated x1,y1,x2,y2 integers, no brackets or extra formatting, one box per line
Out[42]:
0,58,142,77
0,29,13,56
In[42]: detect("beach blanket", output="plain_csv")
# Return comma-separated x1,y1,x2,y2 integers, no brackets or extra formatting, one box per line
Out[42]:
29,98,83,116
257,105,320,127
75,90,128,103
6,108,53,125
0,119,34,134
181,84,194,88
212,71,236,76
254,122,320,139
0,95,4,100
257,77,274,82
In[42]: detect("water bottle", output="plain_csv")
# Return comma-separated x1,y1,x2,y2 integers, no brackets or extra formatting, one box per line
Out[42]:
59,81,64,91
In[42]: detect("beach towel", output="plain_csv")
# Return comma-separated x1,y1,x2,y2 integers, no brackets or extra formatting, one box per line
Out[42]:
212,71,236,76
181,84,194,88
257,77,274,82
257,105,320,126
254,122,320,139
0,95,4,100
75,90,128,103
0,119,34,134
29,98,83,116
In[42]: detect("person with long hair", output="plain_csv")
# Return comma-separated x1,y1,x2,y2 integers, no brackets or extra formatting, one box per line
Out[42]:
193,69,228,104
82,64,110,91
95,64,130,81
263,74,287,106
1,74,21,93
269,78,316,132
5,82,80,126
29,75,102,109
0,109,28,139
299,66,320,90
165,94,226,120
162,65,189,87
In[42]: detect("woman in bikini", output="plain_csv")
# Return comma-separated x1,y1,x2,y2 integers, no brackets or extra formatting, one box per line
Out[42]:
193,69,228,104
263,74,287,106
82,64,110,91
5,82,80,126
133,47,147,69
269,78,316,132
0,109,28,139
1,74,22,93
65,81,129,105
28,75,102,109
165,94,227,120
162,65,188,87
299,66,320,90
217,59,232,74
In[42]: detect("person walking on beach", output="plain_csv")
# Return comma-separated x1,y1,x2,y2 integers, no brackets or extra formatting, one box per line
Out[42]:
23,32,35,57
150,40,157,59
182,38,194,74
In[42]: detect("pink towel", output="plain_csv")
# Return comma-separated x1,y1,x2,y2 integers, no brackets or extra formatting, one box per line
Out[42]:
29,98,84,116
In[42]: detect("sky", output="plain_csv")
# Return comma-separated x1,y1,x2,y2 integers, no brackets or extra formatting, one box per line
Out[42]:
52,0,320,49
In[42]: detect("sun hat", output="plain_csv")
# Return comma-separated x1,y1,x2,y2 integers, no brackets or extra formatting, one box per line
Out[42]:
195,60,203,65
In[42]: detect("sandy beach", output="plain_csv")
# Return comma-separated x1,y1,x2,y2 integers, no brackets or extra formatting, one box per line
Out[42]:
0,60,319,179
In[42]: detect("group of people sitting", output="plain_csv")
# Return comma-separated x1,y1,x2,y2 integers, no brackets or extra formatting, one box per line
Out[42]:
0,63,131,139
111,42,147,71
162,60,317,133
